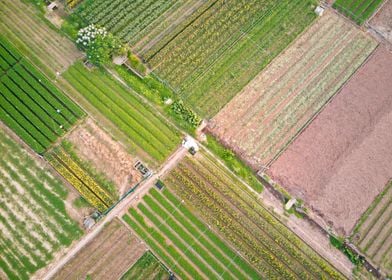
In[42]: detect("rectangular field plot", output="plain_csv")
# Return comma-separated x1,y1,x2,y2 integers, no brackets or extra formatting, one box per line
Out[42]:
0,128,82,280
267,46,392,236
73,0,318,117
46,144,116,213
52,219,146,280
120,251,169,280
155,152,345,279
0,36,85,154
353,181,392,275
333,0,385,25
209,11,377,169
0,0,81,76
123,187,260,280
62,62,181,165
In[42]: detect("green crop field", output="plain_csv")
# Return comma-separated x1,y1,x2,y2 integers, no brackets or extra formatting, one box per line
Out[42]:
70,0,318,117
0,36,85,154
0,128,82,280
352,181,392,275
334,0,384,25
163,152,346,279
62,62,181,164
121,251,169,280
123,187,259,280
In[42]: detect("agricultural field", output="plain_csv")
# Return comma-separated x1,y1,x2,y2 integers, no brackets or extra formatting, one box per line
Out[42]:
72,0,189,45
120,251,169,280
352,181,392,276
152,151,345,279
209,11,377,169
369,0,392,43
0,36,85,154
62,62,181,165
123,187,260,280
46,144,116,213
0,127,82,280
52,218,146,280
268,46,392,236
0,0,81,76
333,0,385,25
67,118,142,197
72,0,318,117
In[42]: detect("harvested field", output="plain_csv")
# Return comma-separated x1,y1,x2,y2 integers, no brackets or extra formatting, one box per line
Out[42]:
268,46,392,235
52,218,146,280
369,0,392,44
0,0,81,76
209,11,377,169
333,0,384,25
352,181,392,275
67,119,142,196
0,127,82,280
120,251,169,280
154,152,345,279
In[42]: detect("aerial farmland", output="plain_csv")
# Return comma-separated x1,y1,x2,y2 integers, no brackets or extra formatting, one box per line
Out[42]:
0,0,391,279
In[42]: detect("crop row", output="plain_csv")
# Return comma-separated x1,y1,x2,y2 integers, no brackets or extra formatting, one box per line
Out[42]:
0,129,81,280
333,0,384,25
47,147,113,212
140,188,258,279
63,62,180,163
165,154,345,279
0,37,84,153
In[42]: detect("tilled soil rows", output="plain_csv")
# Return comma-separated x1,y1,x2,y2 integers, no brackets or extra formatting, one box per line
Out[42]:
268,46,392,236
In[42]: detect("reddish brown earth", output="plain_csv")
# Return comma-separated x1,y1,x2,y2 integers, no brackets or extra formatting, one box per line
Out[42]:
268,46,392,235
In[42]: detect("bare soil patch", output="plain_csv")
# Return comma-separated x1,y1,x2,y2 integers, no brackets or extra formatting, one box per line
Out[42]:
268,46,392,236
67,118,142,196
369,0,392,44
52,218,146,280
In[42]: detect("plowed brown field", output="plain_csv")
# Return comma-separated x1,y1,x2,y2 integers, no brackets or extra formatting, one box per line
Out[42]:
268,46,392,235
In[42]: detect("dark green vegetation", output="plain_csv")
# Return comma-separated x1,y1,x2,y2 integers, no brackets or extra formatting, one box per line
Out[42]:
164,152,345,279
121,251,169,280
0,36,84,154
123,187,259,280
0,128,82,280
115,66,201,134
333,0,384,25
204,134,263,193
330,235,364,266
62,62,181,164
351,181,392,275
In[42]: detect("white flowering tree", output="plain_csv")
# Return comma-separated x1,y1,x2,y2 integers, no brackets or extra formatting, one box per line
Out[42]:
76,24,127,66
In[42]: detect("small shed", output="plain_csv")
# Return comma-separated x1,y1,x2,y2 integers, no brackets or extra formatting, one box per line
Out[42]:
47,2,58,11
315,6,325,16
285,198,297,210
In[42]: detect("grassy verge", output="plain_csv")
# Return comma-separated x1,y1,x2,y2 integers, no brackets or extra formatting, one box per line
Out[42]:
121,251,169,280
204,134,263,193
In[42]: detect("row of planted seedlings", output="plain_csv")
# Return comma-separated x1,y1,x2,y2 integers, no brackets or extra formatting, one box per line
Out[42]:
165,154,345,279
196,154,345,278
46,146,114,213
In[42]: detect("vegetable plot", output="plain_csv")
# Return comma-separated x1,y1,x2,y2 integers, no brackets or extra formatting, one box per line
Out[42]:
0,36,85,154
162,152,345,279
0,128,82,280
47,146,115,212
353,181,392,275
123,187,259,280
333,0,385,25
209,11,377,169
62,62,180,164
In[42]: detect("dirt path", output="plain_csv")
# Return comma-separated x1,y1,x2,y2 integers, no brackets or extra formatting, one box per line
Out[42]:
41,146,187,280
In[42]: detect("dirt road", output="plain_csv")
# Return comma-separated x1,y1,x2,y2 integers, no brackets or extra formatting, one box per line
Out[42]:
41,146,187,280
